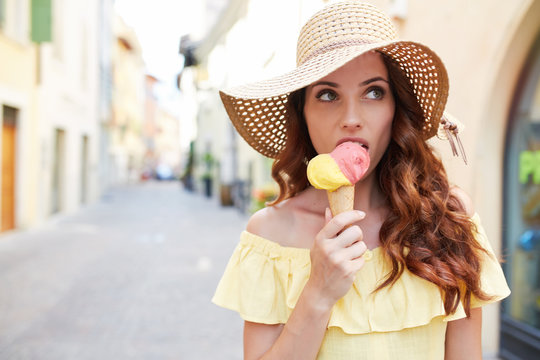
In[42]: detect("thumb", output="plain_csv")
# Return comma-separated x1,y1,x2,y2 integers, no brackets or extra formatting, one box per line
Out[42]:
325,207,333,224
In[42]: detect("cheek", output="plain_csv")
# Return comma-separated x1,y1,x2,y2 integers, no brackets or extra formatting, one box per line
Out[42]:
305,117,327,153
380,103,395,136
373,106,394,155
304,101,330,153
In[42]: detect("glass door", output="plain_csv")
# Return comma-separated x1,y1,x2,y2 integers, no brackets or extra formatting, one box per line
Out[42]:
501,35,540,359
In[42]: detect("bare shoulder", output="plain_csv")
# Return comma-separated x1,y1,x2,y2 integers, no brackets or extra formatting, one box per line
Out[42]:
450,185,475,217
246,201,295,245
246,188,324,248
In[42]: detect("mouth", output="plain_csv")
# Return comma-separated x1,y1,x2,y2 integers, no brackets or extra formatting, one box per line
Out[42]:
337,138,369,151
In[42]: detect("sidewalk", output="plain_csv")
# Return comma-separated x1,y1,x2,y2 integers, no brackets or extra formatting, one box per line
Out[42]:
0,182,248,359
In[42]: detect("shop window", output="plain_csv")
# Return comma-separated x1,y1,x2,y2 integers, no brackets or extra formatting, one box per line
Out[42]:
502,35,540,358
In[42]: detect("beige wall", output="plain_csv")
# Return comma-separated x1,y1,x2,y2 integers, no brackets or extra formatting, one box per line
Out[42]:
0,38,35,90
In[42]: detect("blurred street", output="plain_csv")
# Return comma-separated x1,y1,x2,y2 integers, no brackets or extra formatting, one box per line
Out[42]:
0,182,246,360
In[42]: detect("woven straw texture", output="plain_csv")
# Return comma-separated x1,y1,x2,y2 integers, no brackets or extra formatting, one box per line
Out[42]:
220,1,449,159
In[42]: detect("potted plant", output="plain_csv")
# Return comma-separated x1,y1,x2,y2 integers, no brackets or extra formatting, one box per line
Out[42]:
251,183,278,212
201,152,215,197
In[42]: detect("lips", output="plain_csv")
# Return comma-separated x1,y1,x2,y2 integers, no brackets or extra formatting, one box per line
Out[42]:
337,137,369,150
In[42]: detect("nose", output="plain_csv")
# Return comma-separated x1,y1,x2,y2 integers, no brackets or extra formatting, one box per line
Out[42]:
340,99,363,129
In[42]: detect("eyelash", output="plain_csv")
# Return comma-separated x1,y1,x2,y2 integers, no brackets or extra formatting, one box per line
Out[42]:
315,89,337,101
315,86,386,102
366,86,385,99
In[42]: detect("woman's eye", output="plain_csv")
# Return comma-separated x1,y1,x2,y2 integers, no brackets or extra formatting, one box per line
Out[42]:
316,90,337,101
366,87,384,100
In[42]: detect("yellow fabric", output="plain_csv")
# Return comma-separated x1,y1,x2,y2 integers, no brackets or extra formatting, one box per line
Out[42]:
212,213,511,359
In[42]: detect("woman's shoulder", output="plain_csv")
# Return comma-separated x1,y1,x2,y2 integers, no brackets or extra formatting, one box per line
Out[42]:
246,189,323,248
449,185,475,217
246,200,296,246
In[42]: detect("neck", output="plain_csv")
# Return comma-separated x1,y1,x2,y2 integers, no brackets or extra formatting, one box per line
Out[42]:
353,172,387,213
303,171,387,214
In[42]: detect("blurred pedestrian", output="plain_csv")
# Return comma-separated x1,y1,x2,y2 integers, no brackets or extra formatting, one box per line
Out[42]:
213,2,510,359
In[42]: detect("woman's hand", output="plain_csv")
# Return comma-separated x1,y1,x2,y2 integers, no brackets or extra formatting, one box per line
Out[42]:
306,208,368,309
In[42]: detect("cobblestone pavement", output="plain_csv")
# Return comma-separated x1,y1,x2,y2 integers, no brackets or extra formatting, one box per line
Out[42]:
0,182,248,360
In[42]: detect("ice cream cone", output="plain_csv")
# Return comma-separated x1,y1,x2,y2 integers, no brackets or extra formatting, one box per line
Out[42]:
327,185,355,216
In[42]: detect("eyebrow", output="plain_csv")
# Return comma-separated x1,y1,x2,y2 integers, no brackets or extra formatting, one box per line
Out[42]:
311,76,389,88
361,76,389,86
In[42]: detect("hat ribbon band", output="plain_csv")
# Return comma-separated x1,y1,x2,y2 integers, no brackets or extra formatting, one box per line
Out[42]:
298,38,383,66
441,118,468,165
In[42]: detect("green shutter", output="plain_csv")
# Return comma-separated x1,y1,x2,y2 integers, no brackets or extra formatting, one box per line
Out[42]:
31,0,52,43
0,0,5,29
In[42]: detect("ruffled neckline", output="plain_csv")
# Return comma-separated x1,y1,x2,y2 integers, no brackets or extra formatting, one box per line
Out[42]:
241,230,381,262
212,213,511,334
241,212,483,258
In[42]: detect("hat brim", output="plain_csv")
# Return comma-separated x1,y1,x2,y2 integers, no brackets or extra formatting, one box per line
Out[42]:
220,40,448,158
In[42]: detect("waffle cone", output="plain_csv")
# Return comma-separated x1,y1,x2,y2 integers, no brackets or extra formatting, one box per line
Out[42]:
327,185,355,216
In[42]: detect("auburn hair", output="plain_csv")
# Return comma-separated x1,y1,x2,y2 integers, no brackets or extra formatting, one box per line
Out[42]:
269,53,491,316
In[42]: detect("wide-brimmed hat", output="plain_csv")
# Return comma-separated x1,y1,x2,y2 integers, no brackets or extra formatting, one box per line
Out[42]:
220,1,454,159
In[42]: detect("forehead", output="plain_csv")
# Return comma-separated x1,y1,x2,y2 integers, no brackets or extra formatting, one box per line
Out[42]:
317,51,388,82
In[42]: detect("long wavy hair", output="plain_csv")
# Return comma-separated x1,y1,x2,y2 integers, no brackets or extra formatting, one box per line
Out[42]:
269,53,491,316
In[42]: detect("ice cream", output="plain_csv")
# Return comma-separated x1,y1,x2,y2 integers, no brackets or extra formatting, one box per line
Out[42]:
307,142,370,215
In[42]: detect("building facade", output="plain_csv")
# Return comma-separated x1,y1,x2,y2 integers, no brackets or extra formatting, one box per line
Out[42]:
36,0,102,218
190,0,540,357
110,15,146,184
0,0,107,228
0,0,37,230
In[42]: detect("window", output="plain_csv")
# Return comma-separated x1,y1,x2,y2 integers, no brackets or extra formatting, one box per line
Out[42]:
0,0,5,29
31,0,52,43
501,34,540,359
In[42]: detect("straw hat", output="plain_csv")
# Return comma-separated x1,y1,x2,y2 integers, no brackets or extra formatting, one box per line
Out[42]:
220,1,452,159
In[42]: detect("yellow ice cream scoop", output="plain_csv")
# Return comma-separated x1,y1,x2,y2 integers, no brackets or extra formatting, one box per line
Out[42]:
306,154,351,191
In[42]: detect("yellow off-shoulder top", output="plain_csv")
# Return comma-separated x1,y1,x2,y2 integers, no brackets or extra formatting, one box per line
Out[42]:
212,213,511,359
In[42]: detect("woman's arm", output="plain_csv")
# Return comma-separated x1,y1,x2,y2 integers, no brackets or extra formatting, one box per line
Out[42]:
446,186,483,359
244,208,368,359
445,307,482,360
244,283,332,360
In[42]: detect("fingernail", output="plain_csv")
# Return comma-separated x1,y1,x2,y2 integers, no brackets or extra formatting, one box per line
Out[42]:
357,211,366,218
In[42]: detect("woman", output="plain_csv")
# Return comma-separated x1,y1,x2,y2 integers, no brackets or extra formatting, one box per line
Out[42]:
213,2,510,359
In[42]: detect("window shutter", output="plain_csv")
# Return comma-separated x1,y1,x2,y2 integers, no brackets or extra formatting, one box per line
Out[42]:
0,0,5,29
31,0,52,43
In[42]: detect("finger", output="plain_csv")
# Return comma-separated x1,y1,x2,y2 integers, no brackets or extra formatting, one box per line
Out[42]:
350,256,366,273
321,211,365,238
335,225,363,248
325,207,332,225
345,240,368,260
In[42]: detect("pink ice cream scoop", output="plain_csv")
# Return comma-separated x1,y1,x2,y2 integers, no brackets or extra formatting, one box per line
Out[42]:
307,142,370,216
330,142,370,184
307,142,370,191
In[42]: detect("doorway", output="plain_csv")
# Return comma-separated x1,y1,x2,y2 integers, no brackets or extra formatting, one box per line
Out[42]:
81,135,89,204
51,129,65,214
1,105,18,232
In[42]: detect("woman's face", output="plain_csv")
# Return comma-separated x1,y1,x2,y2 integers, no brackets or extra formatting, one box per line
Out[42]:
304,51,395,172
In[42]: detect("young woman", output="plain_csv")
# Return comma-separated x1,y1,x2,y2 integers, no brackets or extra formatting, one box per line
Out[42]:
213,2,510,359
